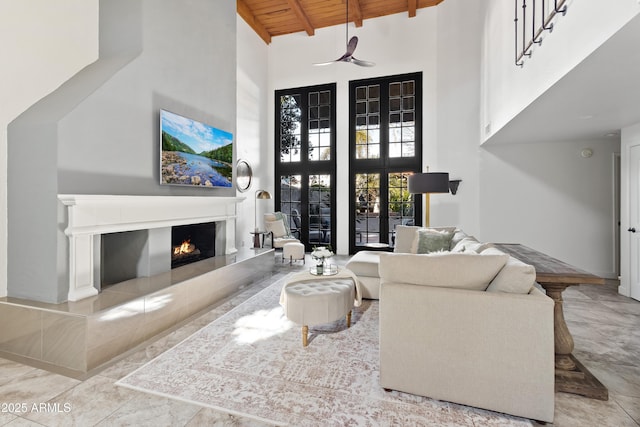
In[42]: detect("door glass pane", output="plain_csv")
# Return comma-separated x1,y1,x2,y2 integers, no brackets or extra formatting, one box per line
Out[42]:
279,94,302,162
355,173,381,245
388,79,416,158
308,90,332,161
388,172,415,246
280,175,302,237
355,85,380,159
308,174,331,245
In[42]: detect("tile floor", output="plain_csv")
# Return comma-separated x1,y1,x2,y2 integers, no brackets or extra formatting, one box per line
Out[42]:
0,253,638,426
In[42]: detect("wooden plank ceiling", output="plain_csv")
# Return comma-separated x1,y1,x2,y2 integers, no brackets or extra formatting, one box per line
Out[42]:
237,0,444,44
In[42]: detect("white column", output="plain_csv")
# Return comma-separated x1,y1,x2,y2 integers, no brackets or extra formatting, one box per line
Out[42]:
67,233,99,301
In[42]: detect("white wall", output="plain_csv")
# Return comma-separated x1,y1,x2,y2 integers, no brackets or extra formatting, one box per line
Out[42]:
476,0,631,278
481,0,640,142
268,10,439,255
433,0,483,235
480,139,619,278
236,17,270,249
6,0,237,302
0,0,99,298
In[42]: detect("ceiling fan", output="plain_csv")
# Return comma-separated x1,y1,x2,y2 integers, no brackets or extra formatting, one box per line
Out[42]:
313,0,375,67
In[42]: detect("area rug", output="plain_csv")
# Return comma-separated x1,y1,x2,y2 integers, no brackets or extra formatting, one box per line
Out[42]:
116,275,532,426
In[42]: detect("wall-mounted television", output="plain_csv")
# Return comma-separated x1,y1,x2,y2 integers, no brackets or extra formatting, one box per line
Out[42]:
160,109,233,188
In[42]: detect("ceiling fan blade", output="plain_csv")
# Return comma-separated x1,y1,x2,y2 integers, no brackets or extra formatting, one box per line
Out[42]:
346,36,358,55
312,25,375,67
313,60,338,66
351,57,376,67
313,48,354,66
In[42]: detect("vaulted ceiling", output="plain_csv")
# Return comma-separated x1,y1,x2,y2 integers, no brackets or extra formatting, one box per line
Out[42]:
237,0,445,44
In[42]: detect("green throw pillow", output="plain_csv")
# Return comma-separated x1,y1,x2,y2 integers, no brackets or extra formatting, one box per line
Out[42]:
415,229,454,254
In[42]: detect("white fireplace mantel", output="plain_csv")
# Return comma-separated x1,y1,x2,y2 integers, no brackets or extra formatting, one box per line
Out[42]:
58,194,245,301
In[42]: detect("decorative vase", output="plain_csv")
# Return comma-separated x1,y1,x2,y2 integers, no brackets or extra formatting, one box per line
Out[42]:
316,259,324,275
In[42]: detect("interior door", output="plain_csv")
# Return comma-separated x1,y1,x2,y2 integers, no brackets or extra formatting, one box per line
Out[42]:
629,145,640,301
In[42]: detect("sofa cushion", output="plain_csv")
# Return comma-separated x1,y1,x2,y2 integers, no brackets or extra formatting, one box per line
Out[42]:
411,228,455,254
379,252,509,291
345,251,382,277
484,249,537,294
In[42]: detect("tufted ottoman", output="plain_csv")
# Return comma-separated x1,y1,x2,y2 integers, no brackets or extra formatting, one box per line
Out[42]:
282,241,305,264
280,269,361,347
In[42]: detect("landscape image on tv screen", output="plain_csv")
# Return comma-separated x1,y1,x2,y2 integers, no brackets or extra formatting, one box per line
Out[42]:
160,109,233,188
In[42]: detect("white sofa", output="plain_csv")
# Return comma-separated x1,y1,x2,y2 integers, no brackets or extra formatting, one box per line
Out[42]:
345,225,471,299
346,226,555,422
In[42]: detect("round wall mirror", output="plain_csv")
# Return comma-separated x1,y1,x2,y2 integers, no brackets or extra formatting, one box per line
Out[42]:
236,159,253,192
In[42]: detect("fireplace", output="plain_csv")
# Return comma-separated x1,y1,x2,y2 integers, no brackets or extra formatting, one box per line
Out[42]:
58,195,244,301
172,222,216,268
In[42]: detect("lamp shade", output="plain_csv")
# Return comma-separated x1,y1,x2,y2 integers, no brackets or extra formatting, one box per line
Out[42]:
408,173,450,194
255,190,272,200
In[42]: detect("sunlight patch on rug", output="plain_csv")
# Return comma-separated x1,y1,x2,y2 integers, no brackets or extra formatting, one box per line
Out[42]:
116,274,533,426
232,307,294,344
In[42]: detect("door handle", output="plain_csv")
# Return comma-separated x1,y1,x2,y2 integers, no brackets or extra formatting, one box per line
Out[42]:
629,227,637,233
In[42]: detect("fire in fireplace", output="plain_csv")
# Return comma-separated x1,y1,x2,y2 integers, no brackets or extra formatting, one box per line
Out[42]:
172,239,200,264
174,239,198,256
171,222,216,268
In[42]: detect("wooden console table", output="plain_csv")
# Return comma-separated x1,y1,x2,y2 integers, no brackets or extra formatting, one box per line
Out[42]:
494,243,609,401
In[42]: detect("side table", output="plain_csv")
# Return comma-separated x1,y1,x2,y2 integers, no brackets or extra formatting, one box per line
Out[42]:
250,230,267,249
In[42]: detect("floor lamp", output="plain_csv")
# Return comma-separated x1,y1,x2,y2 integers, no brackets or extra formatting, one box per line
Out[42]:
253,190,272,248
255,190,272,231
408,172,449,227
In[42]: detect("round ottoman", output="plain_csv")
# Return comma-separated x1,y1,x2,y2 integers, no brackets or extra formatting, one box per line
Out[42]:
283,278,355,347
282,242,305,264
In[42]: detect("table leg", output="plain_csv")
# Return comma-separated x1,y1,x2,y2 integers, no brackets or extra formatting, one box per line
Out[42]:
346,311,352,328
540,282,608,400
302,325,308,347
544,283,576,370
253,233,261,249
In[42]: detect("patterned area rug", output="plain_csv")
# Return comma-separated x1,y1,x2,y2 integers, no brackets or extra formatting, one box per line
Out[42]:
117,275,532,426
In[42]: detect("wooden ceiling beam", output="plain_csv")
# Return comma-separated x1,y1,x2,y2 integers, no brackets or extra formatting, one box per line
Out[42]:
237,0,272,44
238,0,446,42
286,0,315,36
348,0,363,28
408,0,417,18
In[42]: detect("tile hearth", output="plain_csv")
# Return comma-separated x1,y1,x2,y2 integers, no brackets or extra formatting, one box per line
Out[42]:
0,253,638,426
0,248,274,377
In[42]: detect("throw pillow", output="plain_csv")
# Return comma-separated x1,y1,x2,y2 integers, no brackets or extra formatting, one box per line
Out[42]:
452,237,493,253
265,219,287,238
273,212,291,236
450,229,468,249
411,228,455,254
485,254,536,294
394,225,421,253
